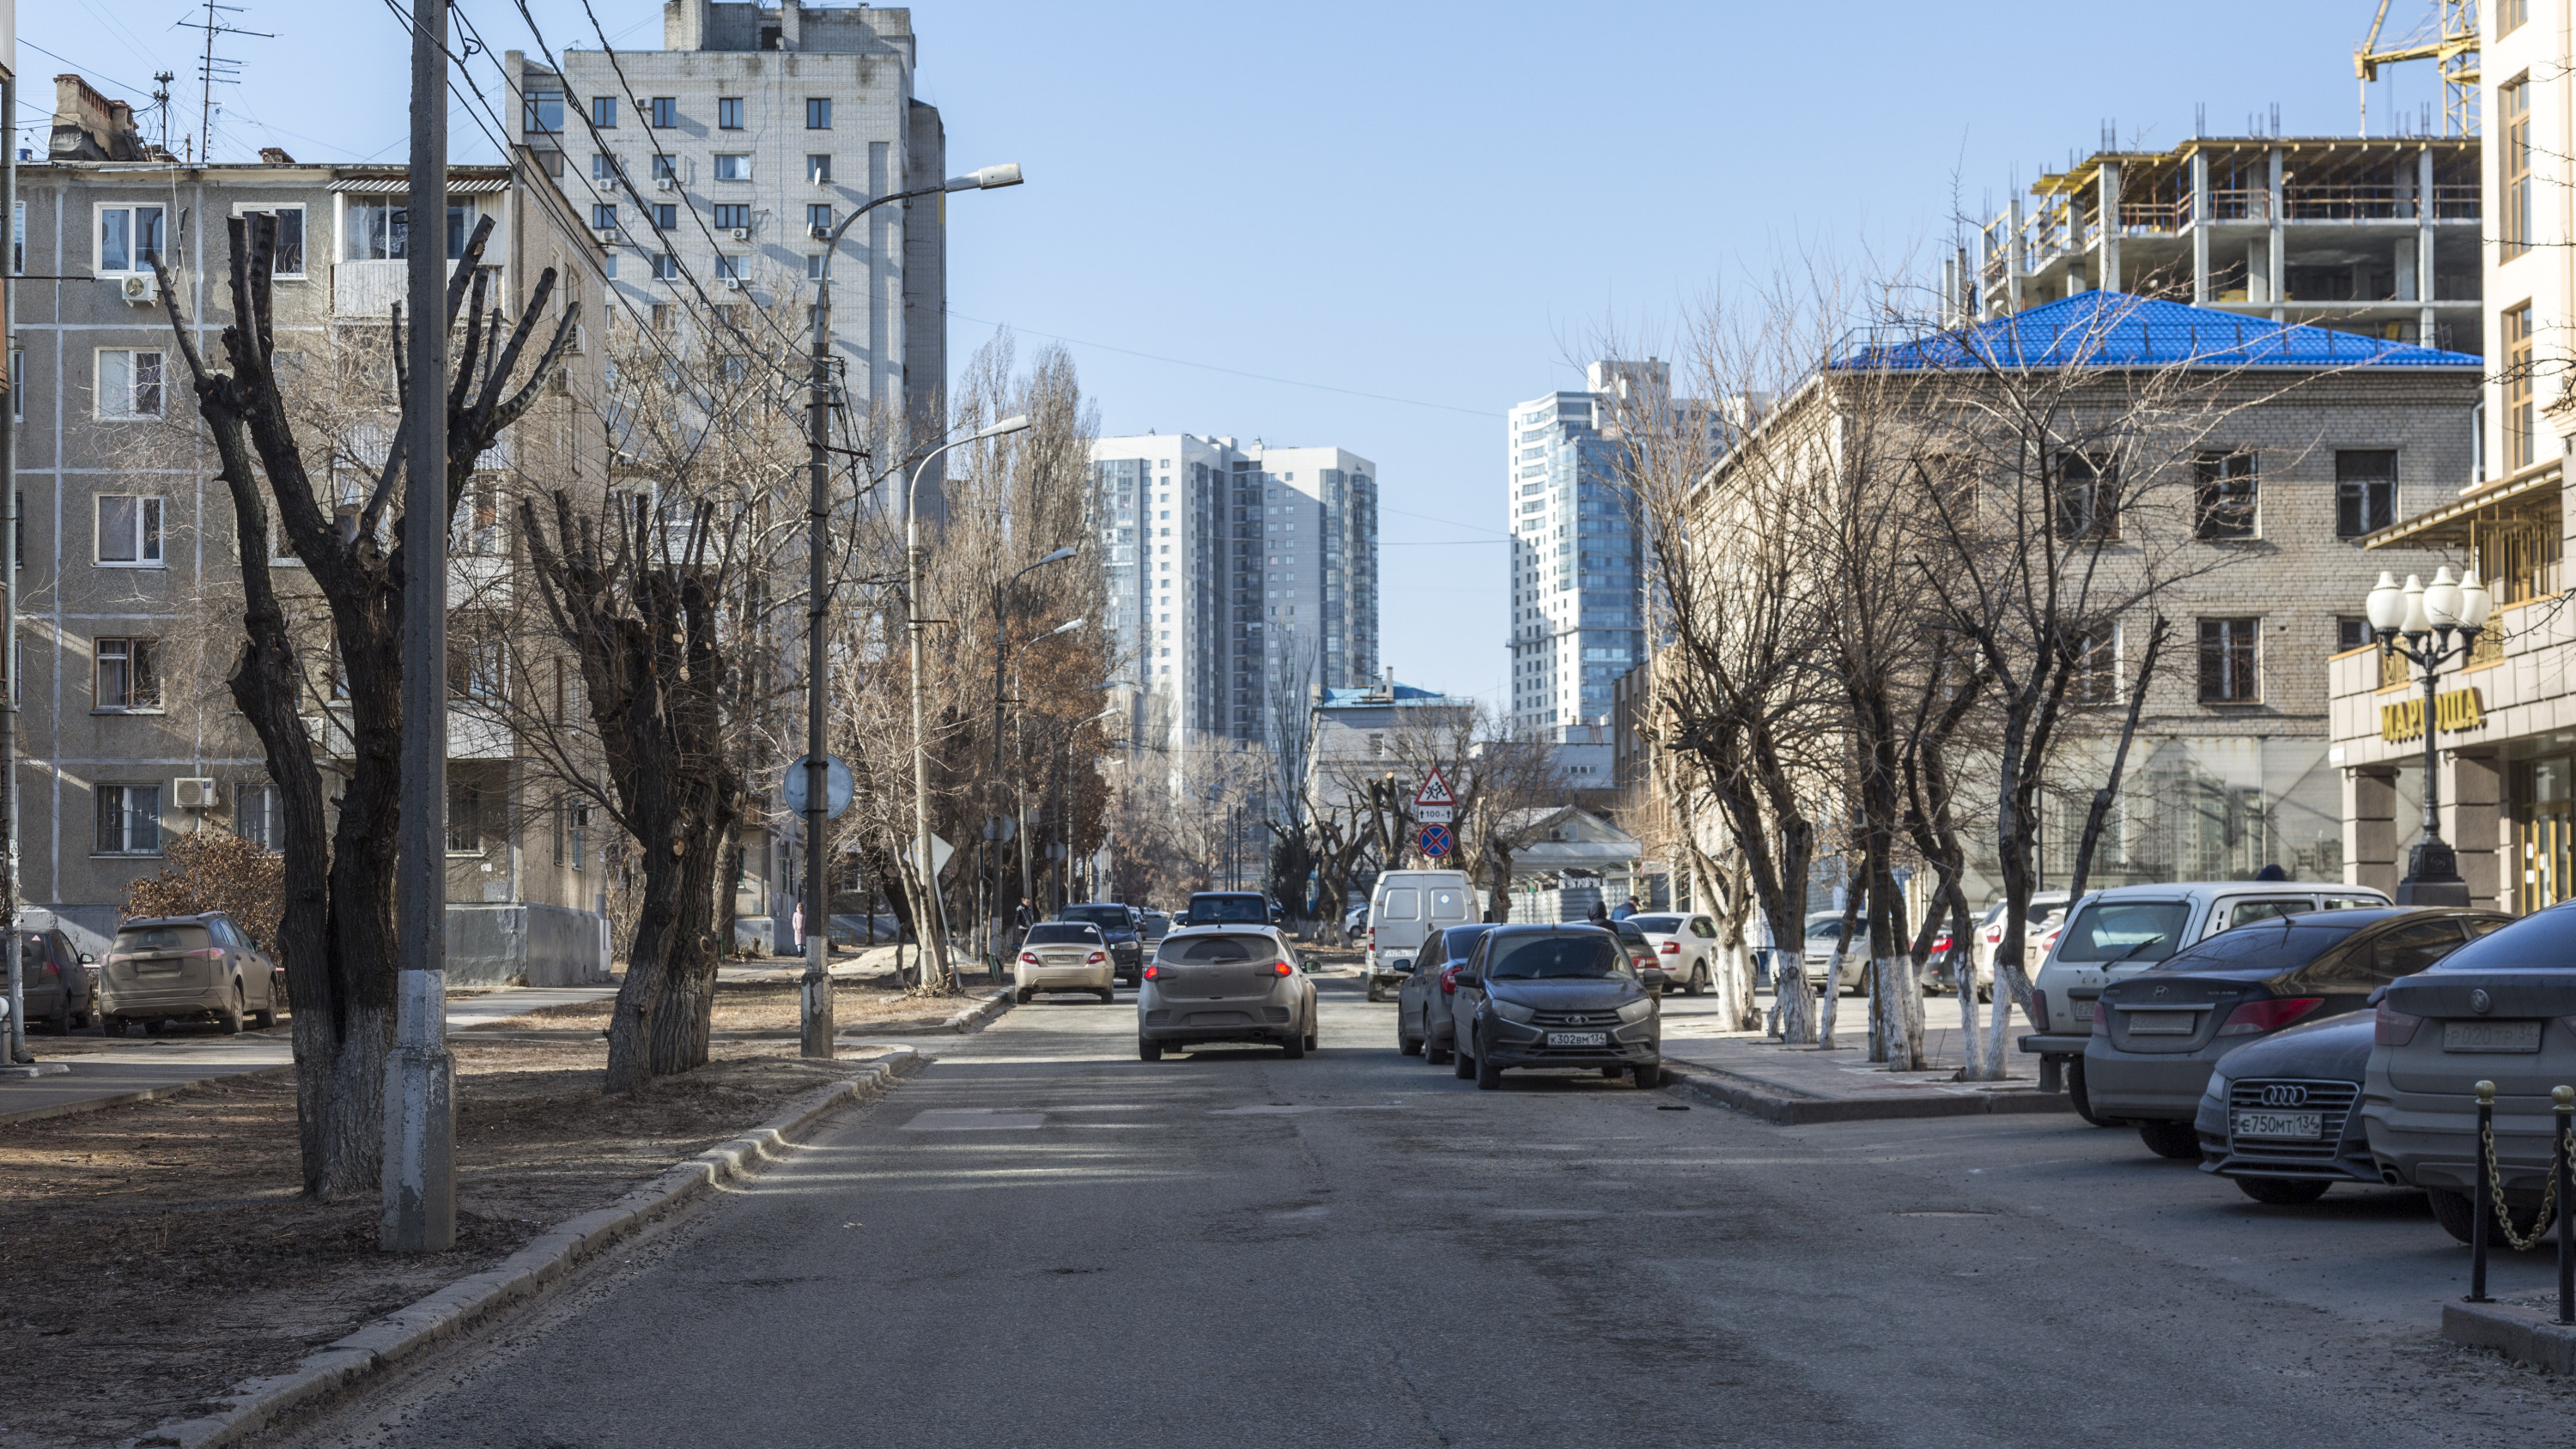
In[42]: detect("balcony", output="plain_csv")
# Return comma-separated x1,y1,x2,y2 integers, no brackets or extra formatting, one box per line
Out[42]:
334,258,505,319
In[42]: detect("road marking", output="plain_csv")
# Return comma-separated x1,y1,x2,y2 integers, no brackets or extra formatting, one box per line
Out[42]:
1208,1104,1407,1115
901,1108,1045,1131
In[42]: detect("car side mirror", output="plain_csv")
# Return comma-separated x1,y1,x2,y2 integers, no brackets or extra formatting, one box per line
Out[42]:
2366,985,2386,1006
78,953,95,965
1454,973,1479,989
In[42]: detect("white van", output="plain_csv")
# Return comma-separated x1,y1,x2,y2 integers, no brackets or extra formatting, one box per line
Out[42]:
1364,870,1473,1001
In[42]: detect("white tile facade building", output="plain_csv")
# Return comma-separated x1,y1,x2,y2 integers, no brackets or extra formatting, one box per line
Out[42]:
1509,362,1655,734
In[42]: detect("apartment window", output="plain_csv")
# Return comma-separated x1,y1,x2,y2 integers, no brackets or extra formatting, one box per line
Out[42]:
591,95,617,128
446,777,488,854
2337,616,2374,652
447,636,505,702
95,349,165,420
717,97,744,130
95,638,160,710
807,203,833,233
523,88,563,133
805,97,832,129
648,96,677,128
95,785,161,856
342,201,472,261
235,204,306,276
651,303,675,332
2192,451,2257,540
2074,627,2120,703
2053,452,2117,541
551,797,565,865
592,153,619,182
2197,618,2261,703
237,784,283,850
569,802,588,870
651,252,677,281
714,154,750,182
2335,450,2397,537
96,203,167,274
2500,0,2529,33
651,155,677,181
650,202,677,232
806,153,832,184
805,254,826,280
538,150,564,180
714,253,744,280
2504,77,2533,258
96,494,163,565
713,203,750,229
2507,303,2536,473
592,203,619,231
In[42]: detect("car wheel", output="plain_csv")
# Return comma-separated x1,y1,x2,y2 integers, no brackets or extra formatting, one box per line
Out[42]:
1139,1038,1162,1062
220,985,246,1035
1097,988,1115,1004
2067,1058,2122,1128
1685,965,1707,997
1304,1017,1319,1052
1364,983,1382,1003
2136,1119,2199,1160
1399,1009,1423,1057
2234,1176,2332,1206
1473,1048,1502,1091
1014,988,1033,1004
1631,1061,1661,1089
2426,1186,2555,1246
253,999,278,1029
142,1017,165,1037
1280,1028,1306,1059
1425,1022,1451,1066
42,1004,69,1036
1452,1040,1474,1078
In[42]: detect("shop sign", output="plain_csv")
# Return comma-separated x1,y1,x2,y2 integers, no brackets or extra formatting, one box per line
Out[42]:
2380,688,2487,743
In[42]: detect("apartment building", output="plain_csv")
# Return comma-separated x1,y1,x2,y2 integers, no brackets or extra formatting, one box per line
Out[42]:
12,76,612,979
2326,2,2576,914
1089,433,1380,752
1508,361,1654,735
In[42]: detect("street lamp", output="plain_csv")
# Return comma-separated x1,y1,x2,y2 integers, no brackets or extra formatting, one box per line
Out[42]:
800,161,1024,1049
987,551,1078,961
2366,566,2494,906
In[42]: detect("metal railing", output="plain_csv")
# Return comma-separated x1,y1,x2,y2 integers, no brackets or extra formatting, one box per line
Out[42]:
2464,1081,2575,1325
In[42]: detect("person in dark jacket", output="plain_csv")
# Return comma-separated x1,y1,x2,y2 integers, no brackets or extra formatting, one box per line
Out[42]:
1587,899,1609,924
1612,897,1639,921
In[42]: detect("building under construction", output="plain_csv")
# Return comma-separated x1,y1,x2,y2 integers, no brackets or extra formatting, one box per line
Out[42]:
1967,134,2483,355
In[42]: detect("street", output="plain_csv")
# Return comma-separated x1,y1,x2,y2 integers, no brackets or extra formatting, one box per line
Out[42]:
280,970,2574,1448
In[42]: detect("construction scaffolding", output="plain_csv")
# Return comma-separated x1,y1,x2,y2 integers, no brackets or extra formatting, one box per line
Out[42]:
2356,0,2481,138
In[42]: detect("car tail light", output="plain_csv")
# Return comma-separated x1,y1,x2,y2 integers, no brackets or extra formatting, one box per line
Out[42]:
2376,999,2426,1046
2031,989,2050,1028
1367,928,1376,949
1018,951,1041,966
2218,997,2323,1036
1087,952,1107,964
1143,963,1164,981
1984,926,2002,945
1659,941,1680,954
1440,965,1460,996
2090,1000,2106,1033
1268,961,1292,977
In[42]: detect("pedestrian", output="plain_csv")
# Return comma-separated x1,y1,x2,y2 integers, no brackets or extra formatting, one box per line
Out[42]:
790,901,804,957
1586,898,1608,925
1612,896,1638,921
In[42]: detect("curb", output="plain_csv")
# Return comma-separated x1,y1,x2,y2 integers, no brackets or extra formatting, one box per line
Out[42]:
0,1064,297,1131
869,988,1013,1037
2443,1300,2576,1373
1663,1061,2071,1125
142,1047,928,1449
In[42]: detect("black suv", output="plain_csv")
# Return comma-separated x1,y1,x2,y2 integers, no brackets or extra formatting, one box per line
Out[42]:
1054,903,1145,985
1182,892,1279,927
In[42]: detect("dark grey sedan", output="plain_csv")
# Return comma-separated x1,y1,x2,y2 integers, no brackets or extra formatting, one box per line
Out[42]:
1395,923,1495,1064
1446,925,1659,1090
2192,1011,2380,1204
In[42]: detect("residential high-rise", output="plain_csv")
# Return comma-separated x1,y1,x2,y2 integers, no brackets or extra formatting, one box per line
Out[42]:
1089,435,1378,751
1507,362,1654,734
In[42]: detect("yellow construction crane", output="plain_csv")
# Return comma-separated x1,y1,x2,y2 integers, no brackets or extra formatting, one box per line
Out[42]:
2356,0,2481,136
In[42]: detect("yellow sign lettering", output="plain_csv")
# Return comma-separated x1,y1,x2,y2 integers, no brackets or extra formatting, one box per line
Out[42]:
2381,688,2485,743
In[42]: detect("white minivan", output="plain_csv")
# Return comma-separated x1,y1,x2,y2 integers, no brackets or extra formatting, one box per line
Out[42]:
1364,870,1474,1001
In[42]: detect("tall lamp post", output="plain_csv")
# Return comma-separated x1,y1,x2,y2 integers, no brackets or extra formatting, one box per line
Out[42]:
987,551,1078,957
2366,566,2494,906
802,160,1024,1048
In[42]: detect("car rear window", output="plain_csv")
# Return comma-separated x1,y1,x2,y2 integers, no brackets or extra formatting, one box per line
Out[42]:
2426,904,2576,972
2053,901,2190,964
2147,919,2370,973
116,925,207,952
1631,914,1685,933
1190,895,1268,924
1159,933,1277,964
1024,925,1100,946
1060,907,1127,931
1485,935,1625,980
1613,922,1649,946
1380,888,1419,920
1429,887,1468,919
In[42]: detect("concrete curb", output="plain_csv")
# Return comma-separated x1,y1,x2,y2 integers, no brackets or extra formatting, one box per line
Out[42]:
2442,1300,2576,1373
140,1047,928,1449
1663,1061,2071,1125
868,987,1013,1037
0,1064,297,1130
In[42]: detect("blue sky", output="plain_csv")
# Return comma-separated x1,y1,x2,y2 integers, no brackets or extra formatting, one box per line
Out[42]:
18,1,2451,707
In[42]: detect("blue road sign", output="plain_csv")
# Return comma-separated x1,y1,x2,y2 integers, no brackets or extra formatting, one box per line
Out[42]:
1419,822,1454,858
782,755,854,820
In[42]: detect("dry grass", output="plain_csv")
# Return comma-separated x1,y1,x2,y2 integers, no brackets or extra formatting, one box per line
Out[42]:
467,979,964,1034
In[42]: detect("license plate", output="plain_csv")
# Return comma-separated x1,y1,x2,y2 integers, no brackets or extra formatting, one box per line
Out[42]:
2443,1021,2543,1053
1546,1031,1609,1048
2232,1109,2324,1141
2125,1010,2196,1035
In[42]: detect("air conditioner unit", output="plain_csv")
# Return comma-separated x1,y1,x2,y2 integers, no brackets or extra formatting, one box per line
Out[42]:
594,226,622,245
654,176,677,192
720,277,744,290
728,227,749,241
807,223,829,240
172,777,217,809
120,273,160,305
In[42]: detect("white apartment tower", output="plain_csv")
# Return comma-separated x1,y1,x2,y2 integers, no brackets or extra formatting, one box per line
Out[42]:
1508,362,1655,734
1091,436,1379,750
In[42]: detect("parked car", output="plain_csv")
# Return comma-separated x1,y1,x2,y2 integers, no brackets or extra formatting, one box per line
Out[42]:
1177,891,1270,928
2363,900,2576,1243
1013,922,1116,1003
1446,925,1660,1090
1626,912,1717,995
1397,923,1498,1064
1054,903,1145,985
1364,869,1473,1001
1919,894,2069,997
2193,1011,2382,1204
1138,926,1317,1061
1609,919,1665,992
1139,909,1172,945
2085,907,2504,1157
2022,881,2393,1104
100,912,281,1035
11,929,98,1034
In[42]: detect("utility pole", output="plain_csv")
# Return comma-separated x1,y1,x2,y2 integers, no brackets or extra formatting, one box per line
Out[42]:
1,64,23,1066
383,0,453,1253
798,226,836,1058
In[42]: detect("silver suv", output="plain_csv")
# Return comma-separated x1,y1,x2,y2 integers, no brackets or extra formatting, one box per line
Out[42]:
100,912,281,1035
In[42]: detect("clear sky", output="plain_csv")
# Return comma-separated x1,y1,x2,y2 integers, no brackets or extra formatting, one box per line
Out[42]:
17,0,2455,709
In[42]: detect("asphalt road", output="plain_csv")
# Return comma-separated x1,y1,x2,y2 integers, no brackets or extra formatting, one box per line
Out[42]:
283,970,2576,1448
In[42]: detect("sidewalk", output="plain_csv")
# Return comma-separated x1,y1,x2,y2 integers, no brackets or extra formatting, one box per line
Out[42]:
1658,998,2070,1125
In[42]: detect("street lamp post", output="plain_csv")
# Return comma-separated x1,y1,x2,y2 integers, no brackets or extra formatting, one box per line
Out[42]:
802,160,1023,1046
2366,567,2494,906
987,554,1077,958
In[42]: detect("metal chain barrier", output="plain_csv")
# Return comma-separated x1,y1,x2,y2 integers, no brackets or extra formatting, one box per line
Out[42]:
2480,1116,2569,1252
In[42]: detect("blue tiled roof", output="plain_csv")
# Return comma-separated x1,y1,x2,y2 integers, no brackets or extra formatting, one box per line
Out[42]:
1833,291,2483,373
1318,682,1463,709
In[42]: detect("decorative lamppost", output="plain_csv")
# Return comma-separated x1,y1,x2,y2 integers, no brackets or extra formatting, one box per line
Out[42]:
2366,566,2494,906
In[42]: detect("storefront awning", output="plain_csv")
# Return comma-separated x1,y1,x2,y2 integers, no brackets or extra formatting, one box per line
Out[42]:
2362,465,2561,549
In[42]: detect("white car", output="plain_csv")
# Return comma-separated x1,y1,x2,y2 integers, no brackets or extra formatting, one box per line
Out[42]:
1802,911,1868,994
1625,911,1717,995
1924,893,2070,998
1012,922,1115,1003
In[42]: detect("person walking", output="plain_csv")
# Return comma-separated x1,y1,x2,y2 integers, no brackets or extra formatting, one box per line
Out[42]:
1612,896,1639,922
1586,898,1609,925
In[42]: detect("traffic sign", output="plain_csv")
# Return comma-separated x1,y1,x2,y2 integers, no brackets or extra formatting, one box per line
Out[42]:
1413,767,1455,809
1418,822,1454,858
1413,805,1453,824
904,833,957,881
781,755,854,820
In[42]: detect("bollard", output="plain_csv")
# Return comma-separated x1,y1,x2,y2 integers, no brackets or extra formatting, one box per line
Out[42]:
2469,1081,2495,1302
2558,1085,2574,1327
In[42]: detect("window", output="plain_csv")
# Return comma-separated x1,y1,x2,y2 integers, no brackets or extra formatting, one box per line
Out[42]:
95,349,164,420
2074,627,2119,703
2507,304,2535,473
591,95,617,128
96,494,163,565
651,252,677,281
95,638,160,710
569,802,588,870
713,203,750,229
717,97,744,130
592,203,619,230
2192,451,2257,540
2337,616,2374,652
447,636,505,701
651,203,677,232
446,777,488,854
2505,77,2532,258
342,202,473,261
714,154,750,182
651,302,675,332
805,254,825,280
592,153,619,182
651,155,677,181
714,253,743,279
2335,449,2397,537
2500,0,2529,33
236,205,306,276
2197,617,2260,703
807,203,833,233
95,785,161,855
96,203,166,274
2053,453,2116,540
523,88,563,133
456,479,502,555
538,150,565,180
805,97,832,129
648,96,677,128
806,153,832,184
237,783,282,851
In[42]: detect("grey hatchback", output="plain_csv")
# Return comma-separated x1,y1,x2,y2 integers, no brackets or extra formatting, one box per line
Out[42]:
1137,927,1317,1061
1448,925,1659,1090
1395,923,1496,1064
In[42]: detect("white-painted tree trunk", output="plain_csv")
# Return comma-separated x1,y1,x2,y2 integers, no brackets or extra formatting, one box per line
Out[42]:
1955,947,1978,1076
1771,949,1815,1044
1877,954,1926,1070
1816,946,1842,1050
